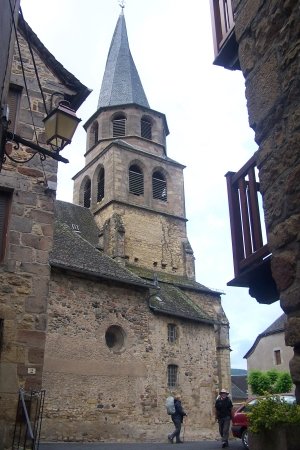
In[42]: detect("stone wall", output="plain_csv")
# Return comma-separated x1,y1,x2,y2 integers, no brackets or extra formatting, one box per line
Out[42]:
41,270,222,442
0,29,78,448
232,0,300,400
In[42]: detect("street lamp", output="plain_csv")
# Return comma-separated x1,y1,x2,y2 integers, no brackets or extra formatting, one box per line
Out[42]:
43,101,81,150
1,102,81,170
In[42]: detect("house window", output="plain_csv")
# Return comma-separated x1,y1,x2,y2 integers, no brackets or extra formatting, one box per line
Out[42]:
168,324,177,343
129,164,144,196
141,117,152,140
274,349,282,365
0,191,11,262
152,171,167,201
113,114,126,137
97,168,105,202
168,364,178,388
83,179,91,208
7,84,22,133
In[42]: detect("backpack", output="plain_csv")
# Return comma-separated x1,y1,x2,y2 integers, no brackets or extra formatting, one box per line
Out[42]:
166,396,175,415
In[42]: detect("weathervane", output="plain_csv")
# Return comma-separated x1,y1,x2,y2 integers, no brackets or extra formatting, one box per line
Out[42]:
119,0,125,10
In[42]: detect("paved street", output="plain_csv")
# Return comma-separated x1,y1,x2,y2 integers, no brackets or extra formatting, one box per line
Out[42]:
40,439,244,450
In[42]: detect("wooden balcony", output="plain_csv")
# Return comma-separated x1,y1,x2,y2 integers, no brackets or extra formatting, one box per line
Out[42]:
210,0,240,70
225,155,279,304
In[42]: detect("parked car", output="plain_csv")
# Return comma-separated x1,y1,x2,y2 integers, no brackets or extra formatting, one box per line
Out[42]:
231,394,296,449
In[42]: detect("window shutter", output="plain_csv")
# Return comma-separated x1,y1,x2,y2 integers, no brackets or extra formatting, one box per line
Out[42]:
8,86,21,133
113,118,126,137
129,165,144,196
141,119,152,140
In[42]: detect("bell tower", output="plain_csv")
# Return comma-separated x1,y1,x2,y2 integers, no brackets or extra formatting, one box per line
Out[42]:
73,8,195,279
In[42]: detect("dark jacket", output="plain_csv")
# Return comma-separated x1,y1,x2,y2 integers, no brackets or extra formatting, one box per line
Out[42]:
171,399,187,422
215,396,233,420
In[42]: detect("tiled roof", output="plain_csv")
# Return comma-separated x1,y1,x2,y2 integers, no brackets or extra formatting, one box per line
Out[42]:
128,264,223,296
98,10,149,109
149,283,215,324
18,13,91,110
243,313,286,359
50,201,152,288
51,201,219,325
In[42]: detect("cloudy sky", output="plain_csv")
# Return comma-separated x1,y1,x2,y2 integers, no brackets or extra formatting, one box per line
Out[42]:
21,0,283,369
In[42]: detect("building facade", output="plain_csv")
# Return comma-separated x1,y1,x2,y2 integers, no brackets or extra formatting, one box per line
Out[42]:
40,10,231,443
0,7,232,446
0,12,89,449
211,0,300,403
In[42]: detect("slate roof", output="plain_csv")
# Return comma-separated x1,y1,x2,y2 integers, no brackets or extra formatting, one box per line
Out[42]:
50,201,152,288
51,201,219,325
18,12,91,110
231,381,248,400
128,264,224,296
97,10,149,109
149,283,215,325
243,313,287,359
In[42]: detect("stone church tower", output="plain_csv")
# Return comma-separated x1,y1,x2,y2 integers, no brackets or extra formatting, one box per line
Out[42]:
41,9,231,443
73,9,194,280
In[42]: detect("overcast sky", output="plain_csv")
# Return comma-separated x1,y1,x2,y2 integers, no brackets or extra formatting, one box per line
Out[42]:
21,0,283,370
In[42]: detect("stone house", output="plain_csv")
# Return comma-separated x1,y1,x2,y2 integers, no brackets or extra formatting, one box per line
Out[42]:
210,0,300,403
244,314,294,393
0,7,231,446
0,11,89,448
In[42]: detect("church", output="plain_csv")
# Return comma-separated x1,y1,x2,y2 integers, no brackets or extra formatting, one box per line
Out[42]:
0,6,231,445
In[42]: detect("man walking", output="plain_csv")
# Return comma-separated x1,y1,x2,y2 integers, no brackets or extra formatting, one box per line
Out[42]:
215,388,233,448
168,394,187,444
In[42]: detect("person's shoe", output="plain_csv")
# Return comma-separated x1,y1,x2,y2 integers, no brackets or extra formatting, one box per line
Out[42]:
168,435,173,444
222,442,228,448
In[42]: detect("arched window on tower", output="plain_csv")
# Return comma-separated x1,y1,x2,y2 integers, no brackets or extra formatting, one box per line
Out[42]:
141,116,152,140
90,121,99,147
152,171,167,202
97,168,105,202
112,114,126,137
129,164,144,196
83,179,91,208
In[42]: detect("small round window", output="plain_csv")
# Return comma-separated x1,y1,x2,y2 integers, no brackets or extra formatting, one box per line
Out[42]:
105,325,125,352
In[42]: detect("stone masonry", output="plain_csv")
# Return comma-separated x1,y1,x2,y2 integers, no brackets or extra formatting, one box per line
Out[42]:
0,20,88,449
232,0,300,401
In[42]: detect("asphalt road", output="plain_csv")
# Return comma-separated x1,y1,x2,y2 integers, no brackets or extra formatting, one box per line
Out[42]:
40,439,244,450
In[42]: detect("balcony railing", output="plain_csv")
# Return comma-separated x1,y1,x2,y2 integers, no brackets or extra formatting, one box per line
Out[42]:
209,0,240,70
225,154,278,304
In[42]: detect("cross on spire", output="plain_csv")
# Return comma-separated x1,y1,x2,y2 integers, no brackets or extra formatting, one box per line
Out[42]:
119,0,125,11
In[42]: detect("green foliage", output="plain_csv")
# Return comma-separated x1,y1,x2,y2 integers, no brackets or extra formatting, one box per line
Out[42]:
248,370,293,395
248,395,300,433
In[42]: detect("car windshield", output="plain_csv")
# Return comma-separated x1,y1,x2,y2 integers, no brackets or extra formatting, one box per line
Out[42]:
243,395,295,412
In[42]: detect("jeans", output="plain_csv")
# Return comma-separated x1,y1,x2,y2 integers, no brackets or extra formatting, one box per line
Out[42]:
169,417,182,442
218,416,231,443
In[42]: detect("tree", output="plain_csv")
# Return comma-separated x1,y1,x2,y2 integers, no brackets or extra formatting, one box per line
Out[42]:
248,370,293,395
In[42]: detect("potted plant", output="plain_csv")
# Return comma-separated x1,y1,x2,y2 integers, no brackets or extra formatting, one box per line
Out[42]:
247,395,300,450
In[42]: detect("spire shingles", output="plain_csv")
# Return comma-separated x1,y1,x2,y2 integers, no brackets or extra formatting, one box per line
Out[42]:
98,12,149,109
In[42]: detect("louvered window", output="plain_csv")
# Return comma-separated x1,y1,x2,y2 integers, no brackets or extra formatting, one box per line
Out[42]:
129,165,144,196
113,115,126,137
152,171,167,201
8,85,22,133
0,191,11,262
91,121,99,146
97,168,105,202
141,118,152,140
168,364,178,388
83,179,91,208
